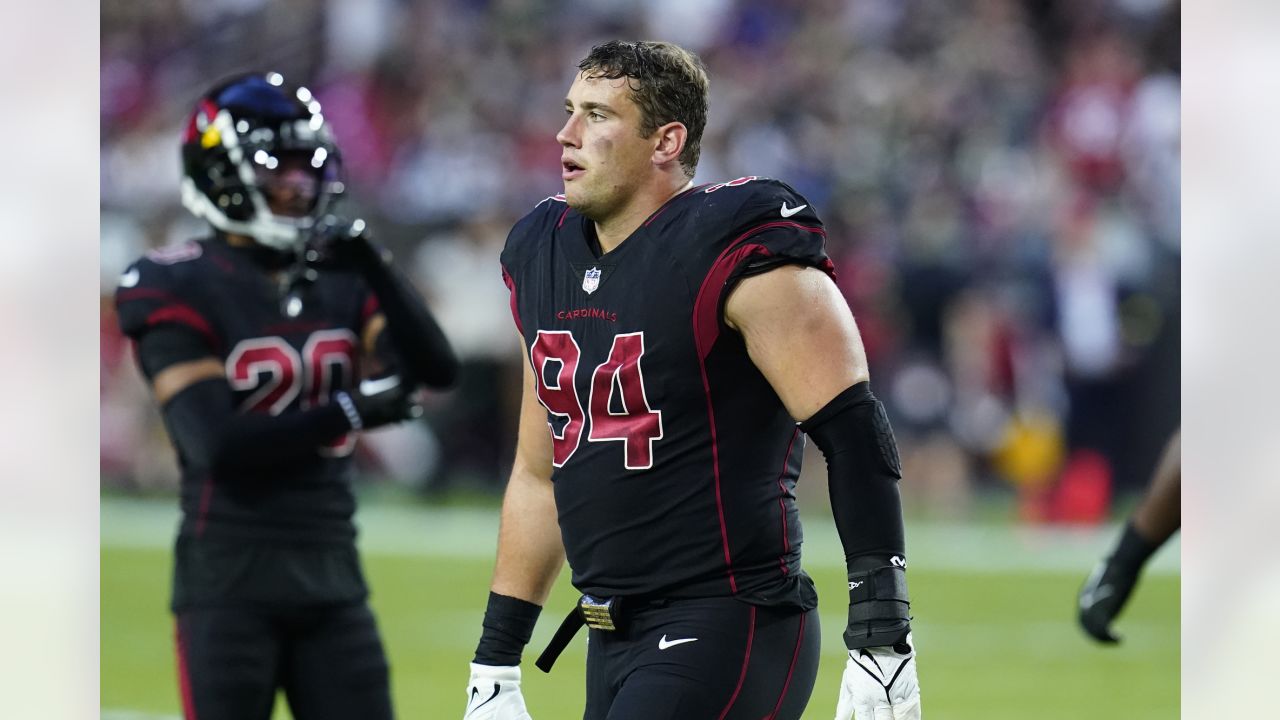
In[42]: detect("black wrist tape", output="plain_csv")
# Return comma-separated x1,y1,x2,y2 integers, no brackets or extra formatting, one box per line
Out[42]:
1111,521,1159,573
473,592,542,666
843,561,911,649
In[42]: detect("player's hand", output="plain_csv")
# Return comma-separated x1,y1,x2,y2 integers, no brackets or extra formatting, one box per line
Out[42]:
834,635,921,720
1078,558,1140,644
308,215,384,272
337,377,422,431
464,663,533,720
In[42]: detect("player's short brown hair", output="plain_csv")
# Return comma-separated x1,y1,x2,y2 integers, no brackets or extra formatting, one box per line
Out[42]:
578,40,709,179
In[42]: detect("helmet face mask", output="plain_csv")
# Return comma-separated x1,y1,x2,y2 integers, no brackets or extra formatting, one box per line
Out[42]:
180,72,345,252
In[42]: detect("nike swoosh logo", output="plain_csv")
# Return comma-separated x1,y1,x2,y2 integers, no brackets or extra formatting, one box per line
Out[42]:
1079,564,1111,609
1081,584,1114,608
360,375,402,395
658,635,698,650
780,202,807,218
465,682,500,716
119,268,140,288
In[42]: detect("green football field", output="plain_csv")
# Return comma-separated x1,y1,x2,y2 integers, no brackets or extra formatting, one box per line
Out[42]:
102,496,1179,719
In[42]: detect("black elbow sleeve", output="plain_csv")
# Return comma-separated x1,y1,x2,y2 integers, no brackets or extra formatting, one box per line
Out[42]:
800,381,906,562
365,263,458,389
801,381,911,650
161,378,352,473
160,379,231,470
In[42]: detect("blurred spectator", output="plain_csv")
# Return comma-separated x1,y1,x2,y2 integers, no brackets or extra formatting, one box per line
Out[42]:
101,0,1179,518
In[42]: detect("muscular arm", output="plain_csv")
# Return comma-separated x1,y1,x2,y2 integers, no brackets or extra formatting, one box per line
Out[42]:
471,341,565,668
727,264,912,650
725,264,869,420
490,343,565,604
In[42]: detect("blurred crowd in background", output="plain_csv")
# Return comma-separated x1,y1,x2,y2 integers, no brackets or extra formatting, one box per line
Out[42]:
100,0,1180,522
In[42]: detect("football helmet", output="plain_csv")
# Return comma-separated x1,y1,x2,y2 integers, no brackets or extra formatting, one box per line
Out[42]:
180,71,344,251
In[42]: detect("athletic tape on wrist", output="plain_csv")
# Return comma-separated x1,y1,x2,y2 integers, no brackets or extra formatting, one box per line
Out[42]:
845,564,911,649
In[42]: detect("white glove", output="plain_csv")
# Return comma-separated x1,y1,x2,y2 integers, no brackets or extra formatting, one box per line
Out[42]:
464,663,533,720
834,634,921,720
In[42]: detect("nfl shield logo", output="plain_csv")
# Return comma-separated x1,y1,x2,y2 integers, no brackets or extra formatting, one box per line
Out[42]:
582,267,602,294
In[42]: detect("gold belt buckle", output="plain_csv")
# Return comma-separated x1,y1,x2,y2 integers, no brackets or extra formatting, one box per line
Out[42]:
578,595,617,631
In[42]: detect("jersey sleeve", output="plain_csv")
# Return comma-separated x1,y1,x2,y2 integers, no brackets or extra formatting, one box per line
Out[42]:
721,178,835,284
690,179,837,360
114,256,222,354
499,195,566,337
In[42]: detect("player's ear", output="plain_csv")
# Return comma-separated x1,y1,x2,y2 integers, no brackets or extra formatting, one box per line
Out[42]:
652,121,687,168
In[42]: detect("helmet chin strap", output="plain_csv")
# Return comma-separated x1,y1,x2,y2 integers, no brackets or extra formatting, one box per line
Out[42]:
180,177,307,251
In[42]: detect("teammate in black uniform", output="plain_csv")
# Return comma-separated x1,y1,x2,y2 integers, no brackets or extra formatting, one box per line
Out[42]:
115,72,457,720
464,42,921,720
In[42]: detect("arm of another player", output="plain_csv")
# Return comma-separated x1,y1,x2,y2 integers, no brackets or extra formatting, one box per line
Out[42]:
1078,428,1181,644
465,339,563,720
143,325,419,474
726,264,921,720
322,218,459,388
1132,429,1181,546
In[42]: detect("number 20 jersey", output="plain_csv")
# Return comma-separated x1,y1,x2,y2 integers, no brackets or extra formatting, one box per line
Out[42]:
114,238,376,546
501,177,836,609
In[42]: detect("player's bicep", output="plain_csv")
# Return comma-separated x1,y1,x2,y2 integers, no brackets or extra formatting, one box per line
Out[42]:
513,339,554,481
725,264,870,422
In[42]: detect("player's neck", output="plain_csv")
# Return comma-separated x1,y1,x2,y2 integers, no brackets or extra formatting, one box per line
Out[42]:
594,178,693,254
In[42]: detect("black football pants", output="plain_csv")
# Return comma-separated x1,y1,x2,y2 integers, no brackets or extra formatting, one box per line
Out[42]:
584,597,820,720
174,603,393,720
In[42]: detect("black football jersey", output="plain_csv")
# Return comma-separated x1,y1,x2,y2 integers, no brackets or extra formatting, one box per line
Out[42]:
501,177,835,608
115,238,377,546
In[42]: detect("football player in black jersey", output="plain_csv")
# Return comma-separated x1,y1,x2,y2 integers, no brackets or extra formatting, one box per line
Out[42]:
115,72,457,720
464,42,920,720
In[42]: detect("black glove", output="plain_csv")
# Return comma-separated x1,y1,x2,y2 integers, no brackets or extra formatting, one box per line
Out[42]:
307,215,384,273
309,215,459,390
1077,557,1140,644
334,379,422,431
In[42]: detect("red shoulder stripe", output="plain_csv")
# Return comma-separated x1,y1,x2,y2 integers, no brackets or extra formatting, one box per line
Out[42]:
144,305,222,353
501,266,524,336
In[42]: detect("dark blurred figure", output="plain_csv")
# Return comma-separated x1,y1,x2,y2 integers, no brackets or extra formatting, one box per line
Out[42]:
114,72,456,719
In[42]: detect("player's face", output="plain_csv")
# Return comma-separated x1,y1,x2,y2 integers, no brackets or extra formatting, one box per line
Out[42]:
557,73,657,220
256,153,320,218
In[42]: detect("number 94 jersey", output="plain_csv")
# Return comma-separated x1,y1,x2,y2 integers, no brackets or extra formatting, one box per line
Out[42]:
501,178,835,609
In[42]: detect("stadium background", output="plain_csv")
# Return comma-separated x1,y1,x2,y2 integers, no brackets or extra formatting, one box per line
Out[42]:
99,1,1180,717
